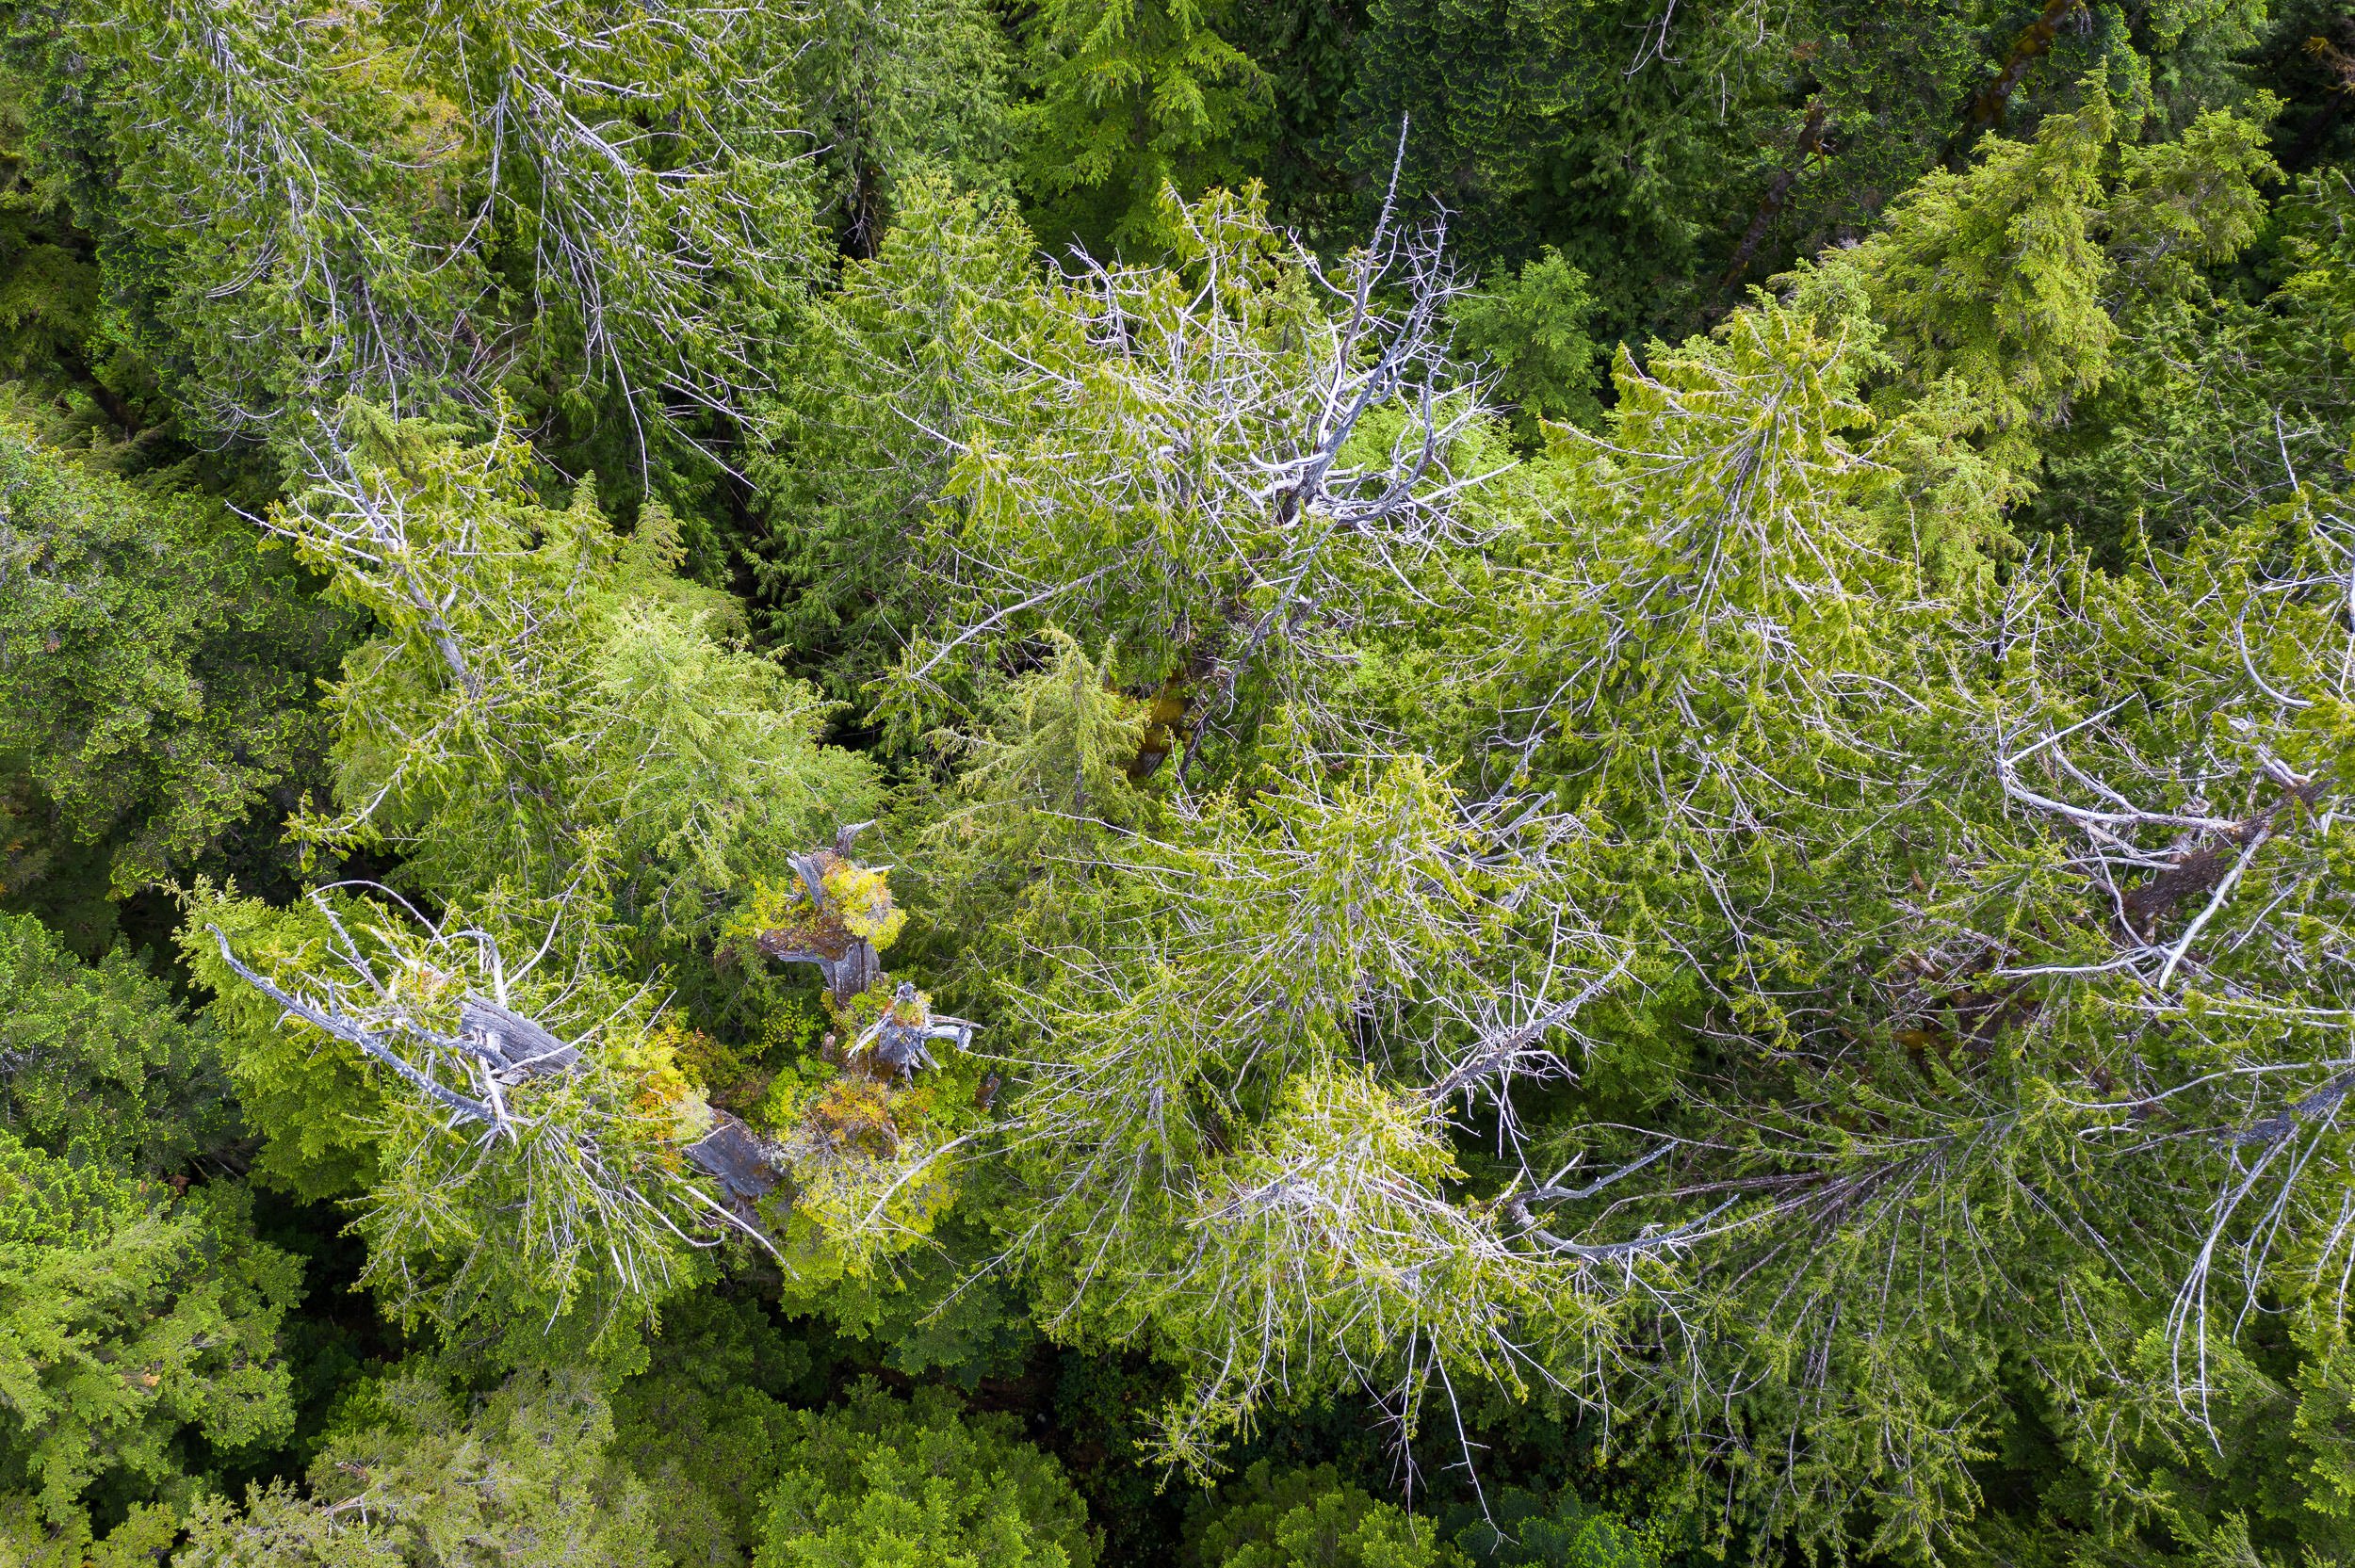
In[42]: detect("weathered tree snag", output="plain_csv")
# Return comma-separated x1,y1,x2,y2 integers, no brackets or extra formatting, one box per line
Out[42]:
685,1111,784,1219
850,979,974,1075
459,997,581,1076
754,824,976,1076
754,821,887,1010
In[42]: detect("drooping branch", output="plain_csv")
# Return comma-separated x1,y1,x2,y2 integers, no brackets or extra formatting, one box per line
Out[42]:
207,925,501,1127
209,910,781,1249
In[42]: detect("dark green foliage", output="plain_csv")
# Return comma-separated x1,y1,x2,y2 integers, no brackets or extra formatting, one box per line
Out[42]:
1447,1486,1665,1568
0,909,235,1173
0,416,349,910
780,1212,1044,1388
2028,162,2355,558
1335,0,2281,346
1450,248,1601,442
1011,0,1273,254
1230,0,1364,244
0,84,99,405
793,0,1018,255
612,1291,816,1567
747,178,1045,702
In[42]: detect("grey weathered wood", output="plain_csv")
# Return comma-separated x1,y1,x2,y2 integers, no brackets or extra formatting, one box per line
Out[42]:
460,996,581,1076
685,1110,782,1217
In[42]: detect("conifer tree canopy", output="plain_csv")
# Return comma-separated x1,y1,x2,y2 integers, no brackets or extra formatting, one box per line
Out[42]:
1,2,2352,1563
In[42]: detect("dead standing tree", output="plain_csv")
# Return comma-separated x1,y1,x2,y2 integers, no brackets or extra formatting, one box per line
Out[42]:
201,885,780,1313
749,821,977,1074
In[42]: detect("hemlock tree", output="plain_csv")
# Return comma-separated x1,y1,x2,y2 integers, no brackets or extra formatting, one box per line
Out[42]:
177,1369,663,1568
0,1131,298,1534
1011,0,1272,254
1188,1462,1469,1568
874,181,1516,780
2029,160,2355,558
0,909,236,1174
753,1380,1096,1568
11,0,824,478
791,0,1016,255
186,879,739,1363
1449,247,1603,444
0,414,349,911
747,179,1049,701
180,406,880,1352
267,406,876,923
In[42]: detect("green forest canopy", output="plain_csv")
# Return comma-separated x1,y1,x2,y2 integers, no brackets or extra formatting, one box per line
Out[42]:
2,0,2353,1563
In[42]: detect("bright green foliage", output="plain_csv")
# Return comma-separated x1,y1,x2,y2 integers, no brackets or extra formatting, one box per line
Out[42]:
1190,1463,1467,1567
1012,0,1272,253
0,1131,298,1529
776,1213,1042,1390
1829,87,2281,466
178,1368,662,1568
2103,102,2283,296
753,1380,1096,1568
0,415,349,897
184,879,723,1364
0,910,235,1173
173,885,383,1206
900,132,2355,1554
272,408,875,922
1432,279,2355,1559
1450,248,1602,440
989,754,1598,1463
922,630,1150,883
1840,87,2121,446
0,5,2351,1563
0,1495,180,1568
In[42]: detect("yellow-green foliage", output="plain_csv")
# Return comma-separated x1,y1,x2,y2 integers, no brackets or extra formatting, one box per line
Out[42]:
276,410,876,925
722,860,906,960
820,860,905,949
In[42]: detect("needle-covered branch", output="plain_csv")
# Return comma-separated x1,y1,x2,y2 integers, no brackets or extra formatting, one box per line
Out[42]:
188,881,758,1353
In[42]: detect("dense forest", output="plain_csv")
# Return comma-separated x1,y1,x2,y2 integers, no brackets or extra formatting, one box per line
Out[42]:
1,0,2352,1563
